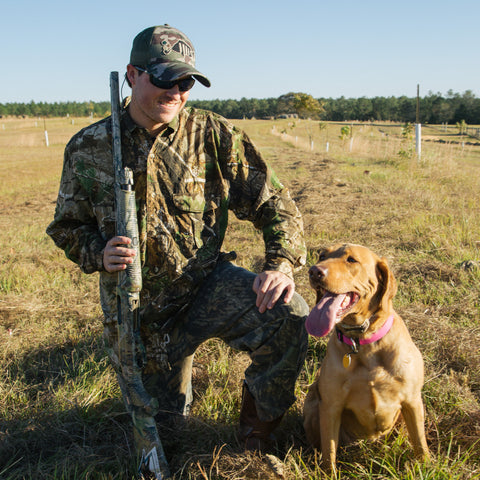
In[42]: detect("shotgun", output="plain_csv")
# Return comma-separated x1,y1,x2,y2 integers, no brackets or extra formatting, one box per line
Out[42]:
110,71,170,480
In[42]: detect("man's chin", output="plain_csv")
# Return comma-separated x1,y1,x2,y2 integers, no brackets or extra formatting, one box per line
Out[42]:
155,106,182,123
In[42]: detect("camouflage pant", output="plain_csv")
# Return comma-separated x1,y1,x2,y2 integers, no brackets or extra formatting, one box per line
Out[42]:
137,261,309,424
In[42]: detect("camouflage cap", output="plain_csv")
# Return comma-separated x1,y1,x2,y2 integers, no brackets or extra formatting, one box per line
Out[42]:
130,25,211,87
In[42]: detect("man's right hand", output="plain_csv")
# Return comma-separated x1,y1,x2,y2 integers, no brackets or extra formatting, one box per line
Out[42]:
103,236,136,273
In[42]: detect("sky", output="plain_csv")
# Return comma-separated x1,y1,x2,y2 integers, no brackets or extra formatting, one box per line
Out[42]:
1,0,479,104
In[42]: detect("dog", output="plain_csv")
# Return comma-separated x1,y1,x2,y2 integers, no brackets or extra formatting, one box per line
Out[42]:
303,244,429,472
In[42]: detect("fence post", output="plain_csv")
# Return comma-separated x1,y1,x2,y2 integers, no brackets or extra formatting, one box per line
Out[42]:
415,123,421,160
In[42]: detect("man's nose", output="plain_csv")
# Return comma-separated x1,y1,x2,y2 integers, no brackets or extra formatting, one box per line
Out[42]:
165,84,181,96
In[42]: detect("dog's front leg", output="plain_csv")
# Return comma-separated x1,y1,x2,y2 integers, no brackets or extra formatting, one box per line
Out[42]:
319,402,343,473
401,397,430,460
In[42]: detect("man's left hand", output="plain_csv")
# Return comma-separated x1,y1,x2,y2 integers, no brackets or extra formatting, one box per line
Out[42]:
252,270,295,314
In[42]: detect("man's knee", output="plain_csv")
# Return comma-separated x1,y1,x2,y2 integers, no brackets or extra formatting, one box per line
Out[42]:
271,290,309,328
286,291,309,319
265,291,309,354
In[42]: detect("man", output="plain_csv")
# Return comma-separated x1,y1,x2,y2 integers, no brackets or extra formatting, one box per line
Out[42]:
47,24,309,466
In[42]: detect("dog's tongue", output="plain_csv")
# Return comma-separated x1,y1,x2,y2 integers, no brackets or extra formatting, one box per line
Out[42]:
305,292,347,337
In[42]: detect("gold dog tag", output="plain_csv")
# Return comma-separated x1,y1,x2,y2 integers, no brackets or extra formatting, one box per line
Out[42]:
343,353,351,368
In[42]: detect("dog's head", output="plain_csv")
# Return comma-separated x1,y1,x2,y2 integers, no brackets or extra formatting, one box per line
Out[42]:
305,244,397,337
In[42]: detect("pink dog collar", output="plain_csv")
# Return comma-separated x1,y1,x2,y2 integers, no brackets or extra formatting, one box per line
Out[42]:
337,314,394,348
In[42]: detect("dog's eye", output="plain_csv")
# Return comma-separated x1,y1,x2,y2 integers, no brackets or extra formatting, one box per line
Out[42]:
318,252,326,261
347,256,357,263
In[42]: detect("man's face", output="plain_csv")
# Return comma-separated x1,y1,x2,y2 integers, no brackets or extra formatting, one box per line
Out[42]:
127,64,190,135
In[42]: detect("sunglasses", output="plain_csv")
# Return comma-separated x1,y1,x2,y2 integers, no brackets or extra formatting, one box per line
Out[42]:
135,67,195,92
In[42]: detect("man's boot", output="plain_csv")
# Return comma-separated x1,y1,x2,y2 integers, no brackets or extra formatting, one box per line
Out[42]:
238,382,284,452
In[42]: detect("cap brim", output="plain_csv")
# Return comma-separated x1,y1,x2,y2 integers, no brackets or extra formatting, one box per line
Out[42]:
147,61,211,88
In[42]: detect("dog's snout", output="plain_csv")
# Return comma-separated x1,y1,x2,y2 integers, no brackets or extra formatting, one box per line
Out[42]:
309,264,327,280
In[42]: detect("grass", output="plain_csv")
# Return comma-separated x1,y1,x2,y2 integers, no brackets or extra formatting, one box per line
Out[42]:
0,115,479,479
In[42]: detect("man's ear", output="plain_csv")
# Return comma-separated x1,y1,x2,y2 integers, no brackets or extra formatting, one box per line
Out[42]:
126,64,137,86
376,257,397,312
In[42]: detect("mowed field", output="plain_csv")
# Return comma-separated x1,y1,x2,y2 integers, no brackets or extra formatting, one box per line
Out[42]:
0,115,479,479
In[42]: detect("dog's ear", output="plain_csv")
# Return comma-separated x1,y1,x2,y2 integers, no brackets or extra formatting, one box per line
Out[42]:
375,257,397,312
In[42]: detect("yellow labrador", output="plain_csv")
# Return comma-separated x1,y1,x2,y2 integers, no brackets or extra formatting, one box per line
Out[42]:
303,244,429,472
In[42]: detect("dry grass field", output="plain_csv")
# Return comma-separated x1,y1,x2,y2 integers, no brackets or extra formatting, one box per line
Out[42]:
0,115,479,479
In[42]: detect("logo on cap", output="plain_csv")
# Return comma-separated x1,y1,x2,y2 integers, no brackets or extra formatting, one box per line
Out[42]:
152,32,195,66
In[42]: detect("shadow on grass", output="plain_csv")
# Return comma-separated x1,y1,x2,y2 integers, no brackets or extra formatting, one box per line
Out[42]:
1,332,311,479
0,397,136,479
1,331,136,479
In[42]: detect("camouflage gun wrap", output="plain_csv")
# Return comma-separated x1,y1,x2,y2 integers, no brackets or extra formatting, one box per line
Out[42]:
110,71,170,480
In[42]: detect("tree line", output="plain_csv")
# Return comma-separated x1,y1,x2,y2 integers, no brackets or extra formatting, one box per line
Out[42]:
0,101,111,119
188,90,480,124
1,90,479,125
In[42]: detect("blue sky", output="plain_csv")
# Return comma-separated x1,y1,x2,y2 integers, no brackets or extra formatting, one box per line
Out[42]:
1,0,479,103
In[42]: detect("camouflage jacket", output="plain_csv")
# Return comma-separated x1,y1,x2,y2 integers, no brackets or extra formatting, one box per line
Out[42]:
47,103,306,321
